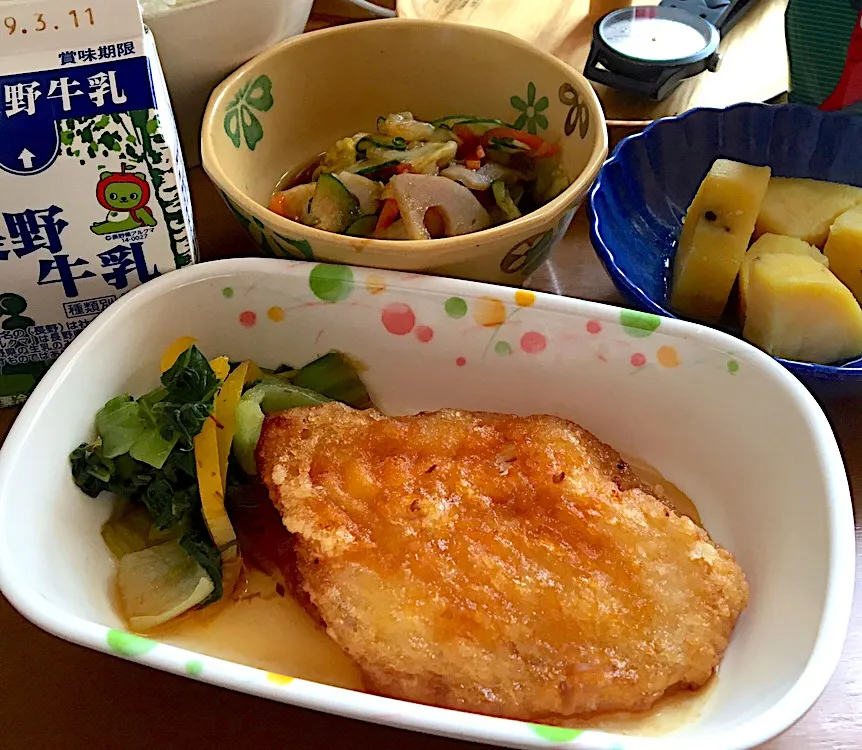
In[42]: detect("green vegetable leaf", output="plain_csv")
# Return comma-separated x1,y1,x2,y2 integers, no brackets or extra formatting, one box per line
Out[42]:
70,444,156,499
129,428,179,470
158,402,213,447
181,529,223,604
95,395,146,458
161,345,221,405
142,477,194,530
234,380,331,475
290,352,372,409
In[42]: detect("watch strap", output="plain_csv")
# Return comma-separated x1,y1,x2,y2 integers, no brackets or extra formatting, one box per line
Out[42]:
658,0,758,35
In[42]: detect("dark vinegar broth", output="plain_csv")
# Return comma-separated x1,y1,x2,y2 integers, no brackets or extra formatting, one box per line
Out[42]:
274,153,324,194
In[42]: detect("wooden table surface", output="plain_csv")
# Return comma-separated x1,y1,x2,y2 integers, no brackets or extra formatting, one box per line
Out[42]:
0,7,859,749
398,0,790,124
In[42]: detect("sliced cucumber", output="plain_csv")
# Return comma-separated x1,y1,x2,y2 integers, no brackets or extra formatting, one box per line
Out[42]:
431,115,508,128
346,215,379,237
310,173,360,232
353,159,400,176
356,135,408,155
492,180,522,221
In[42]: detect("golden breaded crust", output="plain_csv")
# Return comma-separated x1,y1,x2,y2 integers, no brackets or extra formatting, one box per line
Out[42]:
257,403,749,721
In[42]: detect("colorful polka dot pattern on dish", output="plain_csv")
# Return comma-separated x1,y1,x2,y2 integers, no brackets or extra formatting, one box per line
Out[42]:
445,296,468,319
529,724,584,742
266,672,295,686
309,263,354,303
521,331,547,354
620,309,661,338
473,297,507,327
267,306,285,322
415,325,434,343
657,346,680,368
219,268,741,378
186,660,204,676
106,629,156,657
515,289,536,307
365,275,386,295
382,302,416,335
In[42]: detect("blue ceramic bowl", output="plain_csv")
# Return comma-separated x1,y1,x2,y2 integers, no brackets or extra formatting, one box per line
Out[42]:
588,101,862,393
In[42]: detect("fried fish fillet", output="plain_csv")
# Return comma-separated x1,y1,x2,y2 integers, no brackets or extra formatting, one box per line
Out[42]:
256,403,749,721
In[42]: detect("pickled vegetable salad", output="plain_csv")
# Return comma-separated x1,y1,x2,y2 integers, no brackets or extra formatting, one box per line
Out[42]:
69,339,371,632
269,112,570,240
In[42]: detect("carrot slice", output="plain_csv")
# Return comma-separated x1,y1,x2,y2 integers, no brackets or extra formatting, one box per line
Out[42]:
376,198,400,231
268,192,287,217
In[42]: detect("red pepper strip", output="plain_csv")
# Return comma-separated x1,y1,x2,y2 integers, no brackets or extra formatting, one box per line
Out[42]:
376,198,400,232
481,127,561,158
453,124,483,159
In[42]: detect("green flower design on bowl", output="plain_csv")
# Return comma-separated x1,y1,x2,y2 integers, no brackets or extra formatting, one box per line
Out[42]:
224,75,274,151
511,82,550,134
221,194,314,261
500,229,556,276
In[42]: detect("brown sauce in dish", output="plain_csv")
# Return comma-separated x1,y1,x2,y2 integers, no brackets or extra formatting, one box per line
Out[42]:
147,458,714,735
159,569,363,690
274,153,324,194
623,454,703,526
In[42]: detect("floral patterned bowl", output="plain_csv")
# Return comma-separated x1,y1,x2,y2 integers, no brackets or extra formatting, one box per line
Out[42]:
200,18,607,287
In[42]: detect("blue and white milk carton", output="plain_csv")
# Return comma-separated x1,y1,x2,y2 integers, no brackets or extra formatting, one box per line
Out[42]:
0,0,196,406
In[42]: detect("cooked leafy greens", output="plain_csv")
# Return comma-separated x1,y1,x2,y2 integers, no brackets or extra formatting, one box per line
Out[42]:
69,342,372,631
232,351,372,475
71,344,224,604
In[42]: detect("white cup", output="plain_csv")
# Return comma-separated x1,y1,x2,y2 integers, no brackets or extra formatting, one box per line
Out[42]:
144,0,315,167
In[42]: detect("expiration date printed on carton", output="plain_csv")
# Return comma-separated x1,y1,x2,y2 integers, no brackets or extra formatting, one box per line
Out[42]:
0,0,196,407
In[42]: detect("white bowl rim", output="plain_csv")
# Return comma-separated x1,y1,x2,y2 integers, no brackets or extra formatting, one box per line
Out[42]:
200,17,609,258
142,0,239,21
0,258,854,750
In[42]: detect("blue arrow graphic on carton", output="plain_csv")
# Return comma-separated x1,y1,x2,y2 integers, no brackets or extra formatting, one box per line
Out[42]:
0,57,156,177
0,116,60,176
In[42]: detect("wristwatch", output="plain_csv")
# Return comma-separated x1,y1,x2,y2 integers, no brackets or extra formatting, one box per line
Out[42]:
584,0,760,101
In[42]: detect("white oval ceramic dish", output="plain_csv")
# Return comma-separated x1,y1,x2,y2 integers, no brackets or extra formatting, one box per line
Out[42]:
0,259,854,750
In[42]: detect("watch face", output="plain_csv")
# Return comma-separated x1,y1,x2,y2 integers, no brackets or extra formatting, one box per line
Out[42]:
598,6,719,64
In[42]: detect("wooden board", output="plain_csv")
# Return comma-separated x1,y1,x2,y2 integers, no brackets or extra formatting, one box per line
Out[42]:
398,0,790,124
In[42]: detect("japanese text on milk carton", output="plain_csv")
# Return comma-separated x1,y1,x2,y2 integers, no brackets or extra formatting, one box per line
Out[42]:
0,0,196,406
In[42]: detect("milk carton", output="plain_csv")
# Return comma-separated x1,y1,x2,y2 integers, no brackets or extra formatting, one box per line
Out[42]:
0,0,196,406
